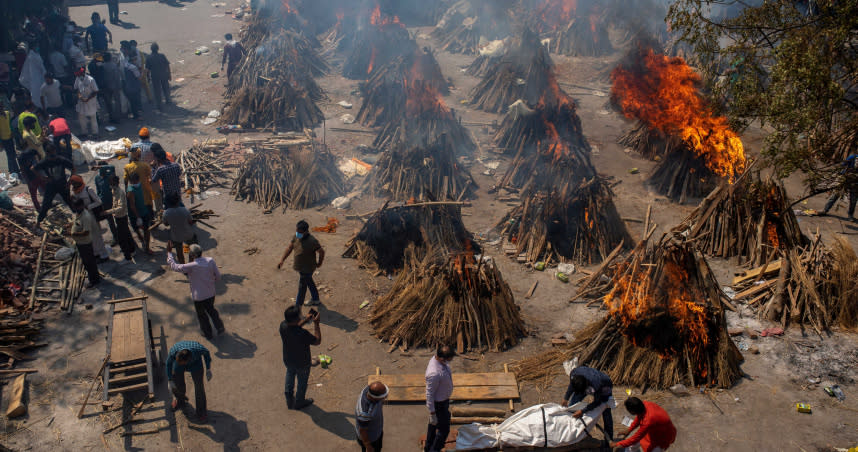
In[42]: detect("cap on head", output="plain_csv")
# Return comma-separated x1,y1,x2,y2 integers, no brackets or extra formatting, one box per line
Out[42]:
368,382,389,400
138,127,150,138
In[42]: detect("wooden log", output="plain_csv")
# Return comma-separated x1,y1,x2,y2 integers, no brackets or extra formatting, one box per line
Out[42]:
5,374,27,418
28,232,48,310
78,355,110,418
524,281,538,299
450,406,509,417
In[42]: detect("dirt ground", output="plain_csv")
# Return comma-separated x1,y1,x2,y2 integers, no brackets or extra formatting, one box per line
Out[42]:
2,0,858,451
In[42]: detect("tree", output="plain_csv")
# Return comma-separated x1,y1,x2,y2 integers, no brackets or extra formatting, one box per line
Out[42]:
667,0,858,191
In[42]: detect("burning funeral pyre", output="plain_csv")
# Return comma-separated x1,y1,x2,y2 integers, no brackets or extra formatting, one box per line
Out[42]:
493,72,631,264
431,0,515,55
515,231,744,389
731,234,858,333
676,170,806,267
356,47,450,127
342,5,415,79
221,5,327,130
612,42,746,203
365,77,477,201
231,134,347,211
468,29,555,113
343,201,478,273
370,246,525,352
523,0,613,57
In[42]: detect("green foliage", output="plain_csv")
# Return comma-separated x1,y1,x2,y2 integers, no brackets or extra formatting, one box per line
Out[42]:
667,0,858,185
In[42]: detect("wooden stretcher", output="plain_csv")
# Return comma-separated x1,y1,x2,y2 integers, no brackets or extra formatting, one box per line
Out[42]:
102,296,160,408
370,366,520,404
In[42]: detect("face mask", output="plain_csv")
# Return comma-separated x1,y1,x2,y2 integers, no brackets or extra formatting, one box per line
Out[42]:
296,232,304,239
131,183,141,189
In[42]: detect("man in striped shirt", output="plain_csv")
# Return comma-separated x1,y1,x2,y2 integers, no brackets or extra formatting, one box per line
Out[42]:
166,340,212,422
151,144,182,205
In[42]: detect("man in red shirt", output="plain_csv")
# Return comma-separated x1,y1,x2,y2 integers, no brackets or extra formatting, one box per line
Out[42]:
611,397,676,452
48,115,72,161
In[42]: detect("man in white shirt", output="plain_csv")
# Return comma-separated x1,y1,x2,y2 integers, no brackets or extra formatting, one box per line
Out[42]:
40,73,64,117
74,67,99,138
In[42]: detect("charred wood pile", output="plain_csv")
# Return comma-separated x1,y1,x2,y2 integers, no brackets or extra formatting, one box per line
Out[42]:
343,201,478,273
431,0,514,55
342,6,415,79
356,48,450,127
365,134,476,201
1,212,41,309
612,42,746,203
516,231,744,389
223,10,327,130
240,4,320,49
370,246,524,352
731,235,858,333
676,170,806,267
496,177,631,265
468,29,554,113
231,135,347,211
520,0,613,57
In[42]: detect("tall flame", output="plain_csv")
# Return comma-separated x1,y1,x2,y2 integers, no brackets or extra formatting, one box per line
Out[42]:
611,47,746,181
537,0,578,32
370,4,402,28
281,0,296,14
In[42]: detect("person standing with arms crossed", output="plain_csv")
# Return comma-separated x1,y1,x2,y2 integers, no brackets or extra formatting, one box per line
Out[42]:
279,306,321,410
425,345,455,452
277,220,324,308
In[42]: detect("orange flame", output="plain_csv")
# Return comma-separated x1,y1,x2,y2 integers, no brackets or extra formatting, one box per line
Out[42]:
606,260,712,375
765,223,780,249
367,47,377,74
405,80,450,117
611,47,746,181
312,217,339,233
370,4,402,28
281,0,296,14
537,0,578,32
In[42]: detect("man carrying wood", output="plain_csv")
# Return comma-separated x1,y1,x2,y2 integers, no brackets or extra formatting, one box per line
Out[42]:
562,366,615,441
279,306,321,410
277,220,325,308
355,381,389,452
610,397,676,452
166,340,212,423
425,345,455,452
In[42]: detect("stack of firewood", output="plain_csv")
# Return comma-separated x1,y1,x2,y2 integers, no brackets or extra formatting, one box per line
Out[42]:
179,138,238,201
731,234,858,333
517,231,743,389
343,201,479,273
496,177,631,265
341,10,414,80
231,135,347,211
356,48,450,127
468,29,554,113
676,170,806,267
370,246,525,352
431,0,514,55
366,133,476,202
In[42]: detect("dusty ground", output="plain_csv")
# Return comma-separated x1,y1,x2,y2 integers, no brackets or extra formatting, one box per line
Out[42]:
2,1,858,451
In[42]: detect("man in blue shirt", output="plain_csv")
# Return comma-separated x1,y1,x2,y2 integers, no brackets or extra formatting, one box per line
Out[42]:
165,340,212,422
85,12,112,53
562,366,615,441
355,381,388,452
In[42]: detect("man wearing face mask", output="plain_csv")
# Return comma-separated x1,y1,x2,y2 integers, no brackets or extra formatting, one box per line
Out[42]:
425,345,455,452
277,220,325,308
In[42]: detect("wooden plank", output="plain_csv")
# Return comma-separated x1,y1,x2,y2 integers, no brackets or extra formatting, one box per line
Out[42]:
732,261,782,285
114,306,143,314
370,372,517,388
109,372,148,385
385,385,519,402
6,374,27,417
524,281,538,299
732,279,777,300
141,300,155,397
110,362,147,374
106,295,149,304
107,382,149,395
103,304,115,402
111,310,146,363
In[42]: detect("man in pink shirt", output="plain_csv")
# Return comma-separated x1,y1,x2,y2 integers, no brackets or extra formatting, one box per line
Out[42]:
425,345,455,452
166,242,225,339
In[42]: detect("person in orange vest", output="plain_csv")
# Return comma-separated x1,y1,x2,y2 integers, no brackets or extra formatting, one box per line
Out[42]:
611,397,677,452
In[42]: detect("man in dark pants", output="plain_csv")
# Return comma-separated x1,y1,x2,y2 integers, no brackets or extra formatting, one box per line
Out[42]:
65,199,101,288
279,306,321,410
355,381,388,452
821,154,858,222
95,165,118,243
562,366,615,441
105,175,136,261
146,43,171,110
48,115,73,160
35,144,75,223
107,0,120,24
277,220,325,308
425,345,455,452
166,242,225,339
166,340,212,423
